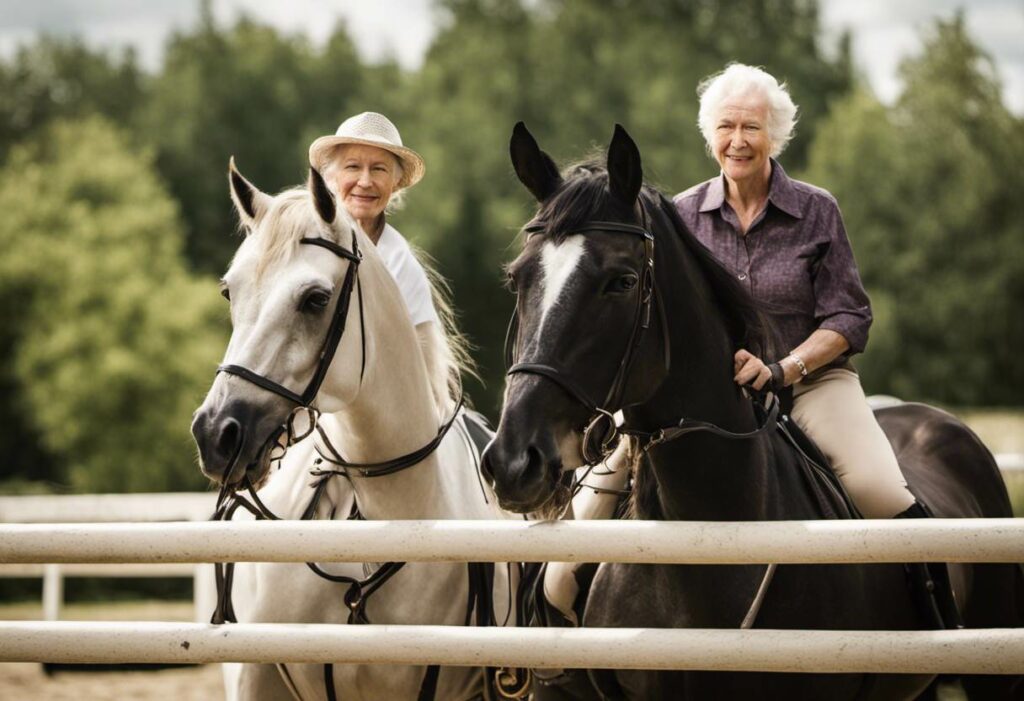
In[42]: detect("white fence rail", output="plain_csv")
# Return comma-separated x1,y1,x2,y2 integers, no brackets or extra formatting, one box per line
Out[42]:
2,622,1023,674
0,492,217,622
2,518,1024,564
1,469,1022,673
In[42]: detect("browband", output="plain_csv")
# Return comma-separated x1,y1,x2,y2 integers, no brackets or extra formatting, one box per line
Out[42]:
522,220,652,240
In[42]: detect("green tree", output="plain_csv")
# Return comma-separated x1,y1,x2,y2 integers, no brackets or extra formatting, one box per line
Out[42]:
0,117,226,491
803,15,1024,405
142,5,366,273
0,36,144,164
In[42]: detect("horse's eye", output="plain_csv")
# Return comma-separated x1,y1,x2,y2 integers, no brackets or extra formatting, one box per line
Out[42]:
605,273,639,295
302,290,332,313
220,287,230,302
505,272,518,294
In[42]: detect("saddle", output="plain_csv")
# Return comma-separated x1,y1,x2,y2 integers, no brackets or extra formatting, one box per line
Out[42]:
766,395,863,520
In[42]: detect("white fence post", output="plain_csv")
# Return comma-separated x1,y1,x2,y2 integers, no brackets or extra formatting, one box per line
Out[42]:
193,563,217,623
42,564,63,622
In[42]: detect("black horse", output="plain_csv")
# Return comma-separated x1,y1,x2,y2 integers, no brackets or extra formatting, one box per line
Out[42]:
481,123,1023,700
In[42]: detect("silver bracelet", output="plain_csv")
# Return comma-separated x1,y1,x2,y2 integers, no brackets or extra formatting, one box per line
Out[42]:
788,353,808,377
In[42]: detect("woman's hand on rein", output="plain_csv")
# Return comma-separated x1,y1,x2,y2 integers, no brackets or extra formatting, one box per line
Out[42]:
733,349,775,391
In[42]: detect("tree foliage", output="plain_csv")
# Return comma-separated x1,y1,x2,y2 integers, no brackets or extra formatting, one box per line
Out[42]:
0,36,144,164
142,6,367,271
0,117,225,491
802,15,1024,405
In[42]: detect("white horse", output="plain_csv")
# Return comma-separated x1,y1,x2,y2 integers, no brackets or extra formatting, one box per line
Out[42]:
191,162,518,701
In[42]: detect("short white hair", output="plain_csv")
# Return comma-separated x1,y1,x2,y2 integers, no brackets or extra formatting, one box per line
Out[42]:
320,144,406,214
697,63,798,158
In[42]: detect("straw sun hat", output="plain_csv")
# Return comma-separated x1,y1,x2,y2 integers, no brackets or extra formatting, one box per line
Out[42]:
309,112,425,190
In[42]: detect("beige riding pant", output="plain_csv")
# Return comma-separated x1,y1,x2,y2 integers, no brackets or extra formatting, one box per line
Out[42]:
790,368,916,519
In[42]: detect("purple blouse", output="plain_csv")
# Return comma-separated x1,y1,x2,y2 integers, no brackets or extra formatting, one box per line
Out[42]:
673,160,872,368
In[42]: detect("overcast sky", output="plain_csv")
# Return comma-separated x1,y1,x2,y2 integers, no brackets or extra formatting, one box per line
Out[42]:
1,0,1021,113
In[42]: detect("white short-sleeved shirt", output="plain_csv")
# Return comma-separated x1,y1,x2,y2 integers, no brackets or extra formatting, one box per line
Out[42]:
375,223,439,327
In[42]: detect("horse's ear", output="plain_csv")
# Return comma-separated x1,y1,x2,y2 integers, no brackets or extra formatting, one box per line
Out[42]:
510,121,561,202
228,157,271,229
607,124,643,209
307,166,336,224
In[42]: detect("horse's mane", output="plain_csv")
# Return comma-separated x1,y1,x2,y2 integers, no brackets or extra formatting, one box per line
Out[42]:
248,188,477,412
532,160,772,357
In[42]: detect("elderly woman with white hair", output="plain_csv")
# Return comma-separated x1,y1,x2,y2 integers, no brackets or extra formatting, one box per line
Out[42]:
309,112,437,329
309,112,464,411
674,63,961,629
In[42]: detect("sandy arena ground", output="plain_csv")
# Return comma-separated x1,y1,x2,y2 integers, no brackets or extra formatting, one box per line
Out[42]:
0,662,224,700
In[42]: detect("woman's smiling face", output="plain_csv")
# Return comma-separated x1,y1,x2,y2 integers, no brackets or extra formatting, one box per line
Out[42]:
332,144,400,226
712,92,773,186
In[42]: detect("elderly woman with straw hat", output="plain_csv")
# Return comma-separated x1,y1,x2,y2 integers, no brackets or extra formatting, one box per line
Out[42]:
309,111,438,330
309,112,465,411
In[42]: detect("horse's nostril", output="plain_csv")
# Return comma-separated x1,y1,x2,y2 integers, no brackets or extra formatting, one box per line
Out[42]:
524,445,544,482
216,417,242,461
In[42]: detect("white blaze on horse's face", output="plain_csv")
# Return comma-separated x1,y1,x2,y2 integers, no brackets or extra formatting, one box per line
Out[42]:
536,234,587,468
538,235,586,336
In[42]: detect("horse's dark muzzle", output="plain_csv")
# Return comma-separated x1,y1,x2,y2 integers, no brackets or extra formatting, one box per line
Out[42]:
481,427,562,513
192,399,281,485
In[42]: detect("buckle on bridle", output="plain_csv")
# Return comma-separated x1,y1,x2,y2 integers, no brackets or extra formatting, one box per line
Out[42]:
495,667,533,699
582,408,618,464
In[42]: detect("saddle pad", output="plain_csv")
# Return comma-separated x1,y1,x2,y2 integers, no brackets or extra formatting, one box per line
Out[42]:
773,410,862,520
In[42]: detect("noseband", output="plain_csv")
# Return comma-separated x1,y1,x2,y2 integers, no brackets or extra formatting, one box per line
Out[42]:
505,219,659,464
218,235,366,407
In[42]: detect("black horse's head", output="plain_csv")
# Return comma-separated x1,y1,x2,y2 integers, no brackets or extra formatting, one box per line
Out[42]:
480,123,670,512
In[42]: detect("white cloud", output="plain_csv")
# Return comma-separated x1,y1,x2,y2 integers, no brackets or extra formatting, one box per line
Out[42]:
818,0,1024,112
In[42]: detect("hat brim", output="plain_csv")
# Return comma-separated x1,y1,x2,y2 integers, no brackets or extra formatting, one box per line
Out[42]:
309,135,425,190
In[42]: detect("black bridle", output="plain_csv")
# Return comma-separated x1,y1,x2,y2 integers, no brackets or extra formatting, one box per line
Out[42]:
505,219,659,464
503,211,779,465
218,235,366,406
214,231,465,480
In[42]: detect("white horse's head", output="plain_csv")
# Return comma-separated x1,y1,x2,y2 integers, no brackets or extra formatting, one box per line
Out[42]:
192,160,372,487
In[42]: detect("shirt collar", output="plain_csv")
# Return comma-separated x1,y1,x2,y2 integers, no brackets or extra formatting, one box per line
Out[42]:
767,159,803,219
698,158,804,219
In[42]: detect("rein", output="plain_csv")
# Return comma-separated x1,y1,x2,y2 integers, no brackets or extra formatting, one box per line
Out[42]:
310,394,466,478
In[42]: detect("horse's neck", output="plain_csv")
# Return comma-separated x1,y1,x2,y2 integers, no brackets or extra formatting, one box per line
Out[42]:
255,438,354,520
320,281,481,520
632,245,780,522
